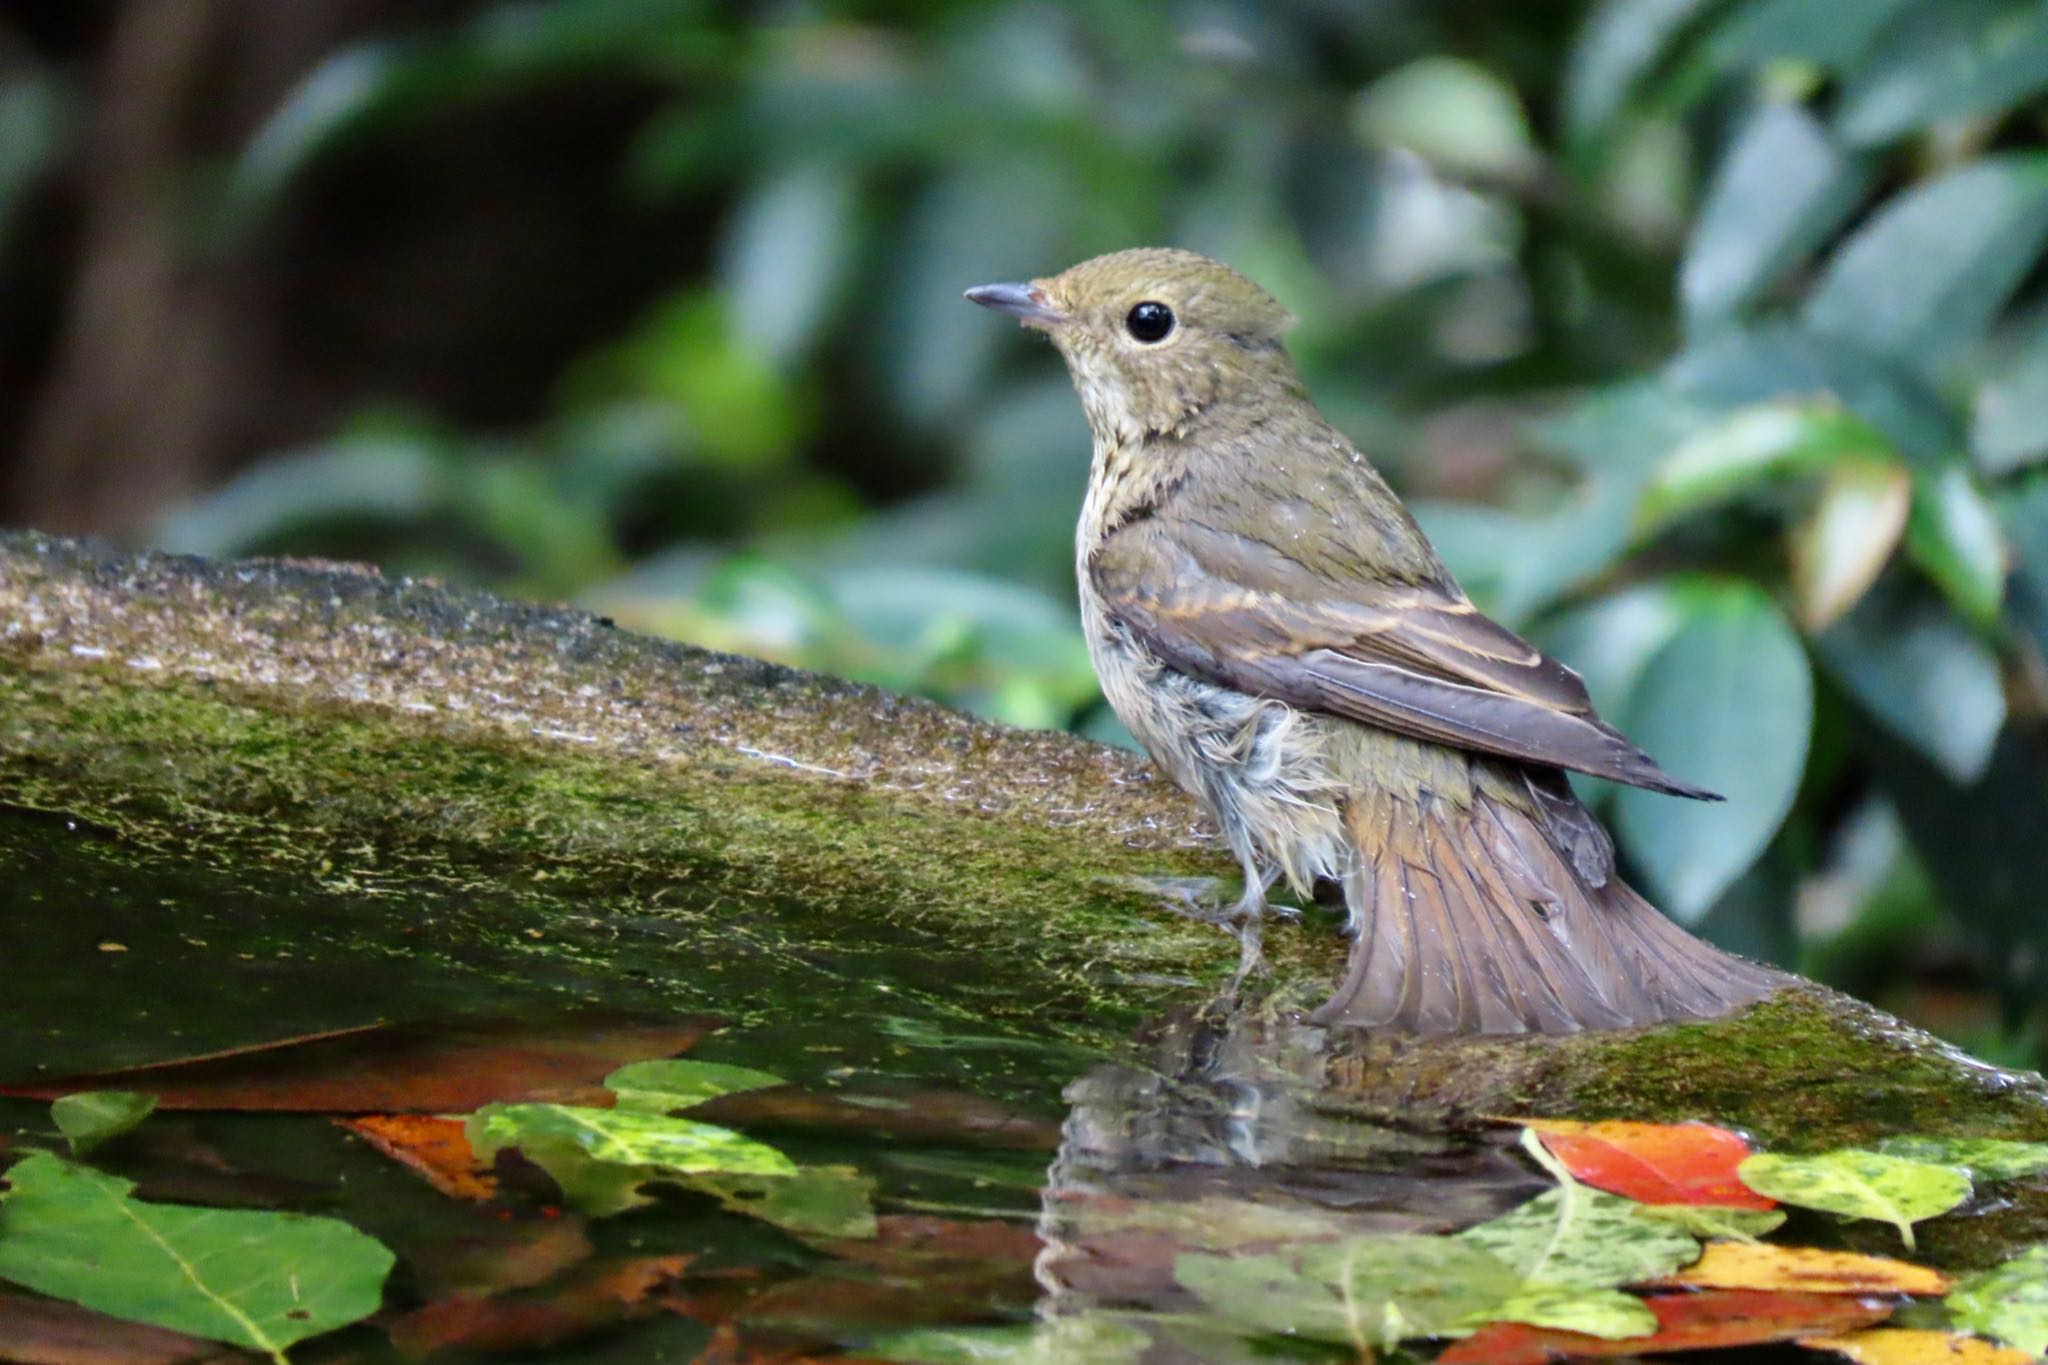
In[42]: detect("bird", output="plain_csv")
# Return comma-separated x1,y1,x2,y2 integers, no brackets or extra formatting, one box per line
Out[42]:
965,247,1784,1036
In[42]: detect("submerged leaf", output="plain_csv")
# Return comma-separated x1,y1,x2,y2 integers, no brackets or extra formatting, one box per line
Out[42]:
1524,1119,1774,1209
691,1165,878,1241
1945,1246,2048,1357
1737,1151,1970,1249
0,1151,392,1357
870,1314,1151,1364
338,1114,496,1201
1441,1289,1894,1365
1458,1183,1699,1292
1666,1242,1951,1296
606,1059,784,1113
1478,1287,1658,1340
469,1102,794,1216
1809,1327,2035,1365
1876,1136,2048,1183
50,1091,156,1155
1175,1233,1518,1350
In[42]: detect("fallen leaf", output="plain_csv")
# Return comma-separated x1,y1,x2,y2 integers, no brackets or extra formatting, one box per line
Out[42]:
404,1215,595,1301
0,1010,717,1113
338,1114,497,1201
1526,1120,1775,1209
1175,1234,1520,1350
691,1166,879,1240
1739,1151,1971,1249
467,1102,795,1217
51,1092,156,1156
0,1291,229,1365
0,1151,394,1358
866,1315,1151,1363
1807,1327,2036,1365
1477,1286,1658,1339
1945,1245,2048,1357
1664,1242,1951,1296
609,1060,786,1113
693,1087,1059,1152
1639,1205,1788,1241
822,1214,1042,1269
1438,1289,1895,1365
1877,1136,2048,1184
388,1254,692,1357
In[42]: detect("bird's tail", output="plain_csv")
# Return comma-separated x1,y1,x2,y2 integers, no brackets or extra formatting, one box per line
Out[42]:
1313,786,1784,1035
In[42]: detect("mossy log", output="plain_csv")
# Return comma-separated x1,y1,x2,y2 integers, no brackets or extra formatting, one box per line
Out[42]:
4,529,2047,1269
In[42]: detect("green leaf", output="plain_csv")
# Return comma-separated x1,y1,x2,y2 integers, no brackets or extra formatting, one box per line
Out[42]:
1615,583,1813,919
1876,1136,2048,1182
1538,586,1688,722
1790,457,1912,630
1683,101,1870,325
1819,583,2006,784
1837,0,2048,147
0,1151,392,1359
1565,0,1719,145
1635,1205,1788,1241
689,1165,878,1240
605,1059,784,1113
1737,1149,1971,1248
1635,399,1895,531
1906,464,2008,628
468,1102,795,1216
1946,1245,2048,1356
1458,1131,1700,1292
1805,156,2048,370
718,161,858,365
1356,57,1539,182
1175,1234,1519,1350
1706,0,1918,71
1973,319,2048,475
1477,1287,1657,1340
50,1091,156,1156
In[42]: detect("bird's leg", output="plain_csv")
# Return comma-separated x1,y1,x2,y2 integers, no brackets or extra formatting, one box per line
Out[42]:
1226,856,1284,982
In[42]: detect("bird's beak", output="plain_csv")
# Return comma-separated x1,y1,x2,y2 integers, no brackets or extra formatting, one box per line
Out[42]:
963,281,1066,328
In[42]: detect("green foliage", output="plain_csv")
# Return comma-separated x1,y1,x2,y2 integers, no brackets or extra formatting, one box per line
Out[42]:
1737,1150,1973,1249
0,1151,393,1361
1946,1245,2048,1357
49,1091,155,1156
78,0,2048,1058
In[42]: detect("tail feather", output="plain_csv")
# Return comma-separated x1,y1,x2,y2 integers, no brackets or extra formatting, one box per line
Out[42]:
1312,787,1783,1035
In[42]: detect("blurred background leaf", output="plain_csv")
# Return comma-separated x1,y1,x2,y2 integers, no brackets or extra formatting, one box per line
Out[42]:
5,0,2048,1060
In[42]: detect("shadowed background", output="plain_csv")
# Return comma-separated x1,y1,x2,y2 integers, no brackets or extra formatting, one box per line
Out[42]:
4,0,2048,1064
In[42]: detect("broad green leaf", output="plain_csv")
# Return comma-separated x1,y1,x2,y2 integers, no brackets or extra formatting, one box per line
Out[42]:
1615,583,1812,920
718,161,858,365
1478,1287,1657,1340
1838,0,2048,147
1791,457,1911,629
1636,1205,1788,1241
1635,400,1894,531
1805,157,2048,371
1820,585,2006,784
870,1315,1152,1364
1705,0,1918,71
1539,585,1687,722
1906,464,2008,628
1565,0,1719,144
1356,57,1539,182
1458,1132,1700,1292
1683,102,1870,325
1877,1136,2048,1183
690,1165,878,1240
1175,1234,1519,1350
0,1151,392,1359
606,1059,784,1113
1946,1245,2048,1356
1974,320,2048,475
468,1102,795,1216
51,1091,155,1156
1737,1150,1971,1249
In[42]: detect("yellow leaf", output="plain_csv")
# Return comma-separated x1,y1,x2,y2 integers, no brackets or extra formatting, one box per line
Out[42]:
1806,1328,2034,1365
1665,1242,1951,1296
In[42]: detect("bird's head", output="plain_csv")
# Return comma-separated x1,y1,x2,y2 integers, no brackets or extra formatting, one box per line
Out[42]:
966,247,1300,444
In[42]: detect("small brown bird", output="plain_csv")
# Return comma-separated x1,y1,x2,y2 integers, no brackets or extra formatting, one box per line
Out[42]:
967,247,1783,1035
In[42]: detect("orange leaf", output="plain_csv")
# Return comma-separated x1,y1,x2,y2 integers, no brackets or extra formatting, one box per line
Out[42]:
1440,1290,1893,1365
1664,1242,1952,1296
0,1009,716,1113
1525,1119,1776,1208
338,1113,498,1201
1806,1328,2036,1365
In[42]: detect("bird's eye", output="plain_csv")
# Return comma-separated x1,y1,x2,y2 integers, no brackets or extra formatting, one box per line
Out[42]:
1125,301,1175,344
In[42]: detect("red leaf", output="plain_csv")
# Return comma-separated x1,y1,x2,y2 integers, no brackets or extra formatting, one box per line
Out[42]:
1442,1291,1894,1365
1524,1119,1776,1208
0,1010,717,1113
338,1114,497,1200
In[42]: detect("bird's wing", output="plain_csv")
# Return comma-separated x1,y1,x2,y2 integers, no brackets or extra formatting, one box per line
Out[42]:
1089,516,1718,799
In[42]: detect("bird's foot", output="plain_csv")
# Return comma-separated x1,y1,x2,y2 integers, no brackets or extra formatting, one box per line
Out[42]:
1113,871,1294,927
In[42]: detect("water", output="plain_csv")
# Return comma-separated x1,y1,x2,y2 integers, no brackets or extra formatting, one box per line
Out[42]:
0,806,2017,1362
